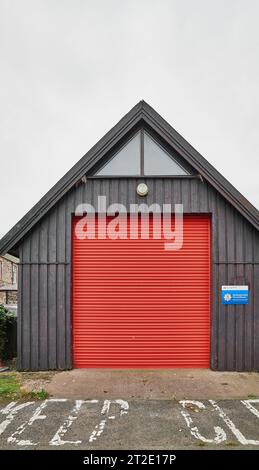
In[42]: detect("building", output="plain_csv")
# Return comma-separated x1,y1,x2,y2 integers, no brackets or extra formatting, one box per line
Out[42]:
0,254,18,307
0,101,258,371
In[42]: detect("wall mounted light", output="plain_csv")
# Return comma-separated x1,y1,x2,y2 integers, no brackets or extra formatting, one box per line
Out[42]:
137,183,148,196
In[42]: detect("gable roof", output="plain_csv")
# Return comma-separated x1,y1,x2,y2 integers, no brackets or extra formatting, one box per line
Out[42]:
1,100,259,256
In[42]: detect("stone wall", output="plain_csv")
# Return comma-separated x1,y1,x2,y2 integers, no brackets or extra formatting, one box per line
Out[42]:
0,291,6,304
0,256,15,284
0,290,18,305
7,291,17,304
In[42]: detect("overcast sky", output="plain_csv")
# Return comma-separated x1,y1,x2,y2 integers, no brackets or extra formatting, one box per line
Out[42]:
1,0,259,238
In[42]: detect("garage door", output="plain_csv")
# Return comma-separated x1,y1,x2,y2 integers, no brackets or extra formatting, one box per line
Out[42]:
72,215,210,368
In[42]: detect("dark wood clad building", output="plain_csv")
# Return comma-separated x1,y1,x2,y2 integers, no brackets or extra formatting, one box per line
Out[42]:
0,101,259,371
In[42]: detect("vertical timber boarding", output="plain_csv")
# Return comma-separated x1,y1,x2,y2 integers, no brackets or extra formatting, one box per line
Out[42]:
18,177,259,371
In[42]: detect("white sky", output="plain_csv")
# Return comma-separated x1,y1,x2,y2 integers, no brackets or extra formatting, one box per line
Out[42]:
1,0,259,238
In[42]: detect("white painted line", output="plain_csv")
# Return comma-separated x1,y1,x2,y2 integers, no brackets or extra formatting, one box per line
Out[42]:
0,401,34,436
209,400,259,445
50,399,98,446
89,419,107,443
88,399,129,443
114,399,129,416
241,399,259,419
7,399,67,446
179,400,226,444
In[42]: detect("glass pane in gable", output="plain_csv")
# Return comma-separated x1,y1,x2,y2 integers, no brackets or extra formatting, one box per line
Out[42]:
97,132,141,175
144,132,189,175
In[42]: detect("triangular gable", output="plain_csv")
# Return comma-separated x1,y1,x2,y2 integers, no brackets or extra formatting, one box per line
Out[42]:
96,129,190,176
0,100,259,255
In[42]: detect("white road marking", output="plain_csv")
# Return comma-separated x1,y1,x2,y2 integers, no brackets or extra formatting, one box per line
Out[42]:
50,399,98,446
89,399,129,443
7,399,67,446
241,399,259,419
2,398,259,447
0,401,35,436
209,400,259,445
115,399,129,416
179,400,226,444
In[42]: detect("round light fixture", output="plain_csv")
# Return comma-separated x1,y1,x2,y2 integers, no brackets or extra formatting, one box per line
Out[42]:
137,183,149,196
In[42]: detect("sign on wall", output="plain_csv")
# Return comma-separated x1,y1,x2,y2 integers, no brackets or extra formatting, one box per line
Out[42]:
221,286,249,305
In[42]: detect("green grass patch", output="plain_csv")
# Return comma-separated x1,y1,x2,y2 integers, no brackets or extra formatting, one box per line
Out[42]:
0,373,49,401
0,373,20,399
28,389,49,400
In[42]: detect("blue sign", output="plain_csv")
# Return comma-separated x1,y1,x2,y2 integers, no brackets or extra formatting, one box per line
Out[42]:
222,286,248,305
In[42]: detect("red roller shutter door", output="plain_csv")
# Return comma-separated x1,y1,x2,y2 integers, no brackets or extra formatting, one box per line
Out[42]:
72,215,211,368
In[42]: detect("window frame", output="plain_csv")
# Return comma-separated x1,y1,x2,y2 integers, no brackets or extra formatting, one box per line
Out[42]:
12,263,17,285
90,127,195,178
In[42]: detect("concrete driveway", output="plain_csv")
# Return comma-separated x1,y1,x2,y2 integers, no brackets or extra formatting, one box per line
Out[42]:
42,369,259,400
1,397,259,449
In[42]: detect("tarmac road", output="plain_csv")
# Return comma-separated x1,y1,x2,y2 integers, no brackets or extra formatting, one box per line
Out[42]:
1,398,259,450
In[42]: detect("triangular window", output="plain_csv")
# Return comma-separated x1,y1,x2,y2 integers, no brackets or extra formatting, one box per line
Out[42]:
96,130,190,176
144,132,188,176
97,132,141,176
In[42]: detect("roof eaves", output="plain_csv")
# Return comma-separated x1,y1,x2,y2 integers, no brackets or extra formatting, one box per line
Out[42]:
141,101,259,231
0,101,145,255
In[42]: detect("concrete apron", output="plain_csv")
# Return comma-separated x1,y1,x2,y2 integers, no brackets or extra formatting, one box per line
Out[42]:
44,369,259,400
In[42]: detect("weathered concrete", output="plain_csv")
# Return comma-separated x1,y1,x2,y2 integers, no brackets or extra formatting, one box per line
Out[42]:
1,398,259,449
44,369,259,400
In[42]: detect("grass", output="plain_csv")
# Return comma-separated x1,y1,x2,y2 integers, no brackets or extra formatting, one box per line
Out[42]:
0,373,49,401
29,389,49,400
0,373,20,399
225,441,239,447
197,441,206,447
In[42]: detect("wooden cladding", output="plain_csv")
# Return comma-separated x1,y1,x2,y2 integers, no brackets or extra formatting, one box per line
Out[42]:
18,178,259,370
